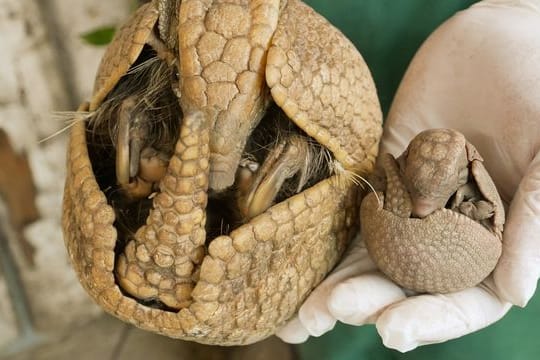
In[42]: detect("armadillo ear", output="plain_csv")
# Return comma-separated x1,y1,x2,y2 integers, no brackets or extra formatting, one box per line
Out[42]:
465,140,484,162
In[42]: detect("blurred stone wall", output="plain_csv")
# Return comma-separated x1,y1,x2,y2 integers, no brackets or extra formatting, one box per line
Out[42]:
0,0,132,353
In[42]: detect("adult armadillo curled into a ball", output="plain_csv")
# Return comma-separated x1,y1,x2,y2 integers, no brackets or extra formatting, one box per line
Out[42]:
62,0,382,345
361,129,504,294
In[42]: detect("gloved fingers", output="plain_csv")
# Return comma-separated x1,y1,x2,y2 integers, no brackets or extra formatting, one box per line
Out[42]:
275,316,311,344
333,234,378,274
328,273,406,326
294,237,378,337
494,150,540,307
375,278,511,352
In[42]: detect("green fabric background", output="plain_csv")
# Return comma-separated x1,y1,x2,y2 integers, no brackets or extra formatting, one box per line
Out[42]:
298,1,540,359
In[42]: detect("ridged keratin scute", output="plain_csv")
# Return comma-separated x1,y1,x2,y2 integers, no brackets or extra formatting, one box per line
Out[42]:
361,193,502,293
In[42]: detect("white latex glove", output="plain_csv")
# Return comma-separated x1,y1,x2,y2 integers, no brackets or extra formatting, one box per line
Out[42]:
277,0,540,352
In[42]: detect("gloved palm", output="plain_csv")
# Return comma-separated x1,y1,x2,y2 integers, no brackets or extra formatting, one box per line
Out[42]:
277,0,540,352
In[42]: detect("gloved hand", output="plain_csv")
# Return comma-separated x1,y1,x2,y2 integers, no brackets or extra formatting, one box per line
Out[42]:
277,0,540,352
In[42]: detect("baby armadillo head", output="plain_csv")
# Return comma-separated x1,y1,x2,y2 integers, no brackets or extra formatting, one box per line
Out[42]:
401,129,469,218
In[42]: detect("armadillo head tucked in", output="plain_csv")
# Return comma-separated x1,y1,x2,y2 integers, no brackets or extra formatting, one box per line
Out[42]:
400,129,469,218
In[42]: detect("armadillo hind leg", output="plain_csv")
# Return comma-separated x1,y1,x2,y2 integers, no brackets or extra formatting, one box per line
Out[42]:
115,111,210,310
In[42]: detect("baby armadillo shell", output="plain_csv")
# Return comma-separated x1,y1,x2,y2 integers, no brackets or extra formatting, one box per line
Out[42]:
361,192,502,294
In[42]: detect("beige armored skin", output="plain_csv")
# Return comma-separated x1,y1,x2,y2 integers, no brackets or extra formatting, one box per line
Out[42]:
63,0,382,345
362,129,504,294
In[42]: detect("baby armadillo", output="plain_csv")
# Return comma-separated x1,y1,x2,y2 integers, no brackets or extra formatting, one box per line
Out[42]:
361,128,504,294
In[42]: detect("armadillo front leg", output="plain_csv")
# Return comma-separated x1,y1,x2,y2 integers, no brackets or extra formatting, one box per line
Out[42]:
115,112,209,309
237,134,310,220
451,183,495,222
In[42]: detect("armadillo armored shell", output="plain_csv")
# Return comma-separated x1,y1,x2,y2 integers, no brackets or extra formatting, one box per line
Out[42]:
361,192,502,293
62,0,382,346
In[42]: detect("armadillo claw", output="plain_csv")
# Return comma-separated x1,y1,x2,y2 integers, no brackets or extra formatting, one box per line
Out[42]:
237,134,310,220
